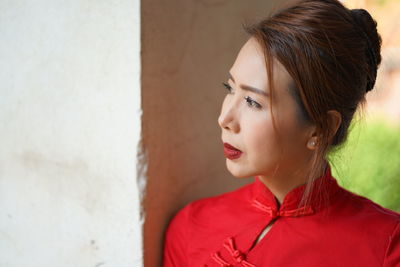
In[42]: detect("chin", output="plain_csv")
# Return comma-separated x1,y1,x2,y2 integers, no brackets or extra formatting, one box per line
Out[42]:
226,160,255,178
229,171,249,178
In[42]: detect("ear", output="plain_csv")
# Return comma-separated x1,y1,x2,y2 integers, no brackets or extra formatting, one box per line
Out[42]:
326,110,342,142
306,124,319,151
305,110,342,150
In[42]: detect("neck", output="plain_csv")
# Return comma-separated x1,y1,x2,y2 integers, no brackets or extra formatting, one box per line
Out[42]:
258,161,327,206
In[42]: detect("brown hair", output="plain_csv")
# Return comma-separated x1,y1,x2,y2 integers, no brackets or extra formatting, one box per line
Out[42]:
242,0,382,210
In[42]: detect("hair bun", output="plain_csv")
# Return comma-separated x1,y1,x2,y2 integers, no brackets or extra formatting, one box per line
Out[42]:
350,8,382,92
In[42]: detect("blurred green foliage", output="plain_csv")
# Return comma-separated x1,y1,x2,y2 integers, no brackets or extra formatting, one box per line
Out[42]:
327,118,400,212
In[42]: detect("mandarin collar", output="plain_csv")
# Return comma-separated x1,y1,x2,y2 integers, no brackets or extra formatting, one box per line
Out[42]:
251,164,341,219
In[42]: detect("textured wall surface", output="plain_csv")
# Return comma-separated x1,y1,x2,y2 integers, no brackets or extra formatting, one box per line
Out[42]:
141,1,286,266
0,1,143,266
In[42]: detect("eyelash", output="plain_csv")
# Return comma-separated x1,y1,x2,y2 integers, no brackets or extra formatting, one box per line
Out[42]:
221,82,262,109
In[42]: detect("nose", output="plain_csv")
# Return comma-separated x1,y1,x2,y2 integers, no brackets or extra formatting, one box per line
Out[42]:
218,97,240,133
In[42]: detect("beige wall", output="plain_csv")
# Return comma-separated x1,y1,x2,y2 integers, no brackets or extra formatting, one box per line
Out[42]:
141,1,286,266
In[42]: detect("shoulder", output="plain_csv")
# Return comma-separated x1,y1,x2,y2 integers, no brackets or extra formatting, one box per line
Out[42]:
338,188,400,225
188,180,255,221
334,188,400,265
333,187,400,237
166,179,255,234
383,221,400,267
164,180,253,248
163,200,194,266
166,179,254,229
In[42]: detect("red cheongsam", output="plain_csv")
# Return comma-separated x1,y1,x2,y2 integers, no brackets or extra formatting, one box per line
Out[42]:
163,164,400,266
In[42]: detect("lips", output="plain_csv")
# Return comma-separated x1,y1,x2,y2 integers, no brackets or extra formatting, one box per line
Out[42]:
223,142,242,159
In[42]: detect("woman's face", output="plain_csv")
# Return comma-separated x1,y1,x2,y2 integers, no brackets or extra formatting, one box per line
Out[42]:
218,37,316,179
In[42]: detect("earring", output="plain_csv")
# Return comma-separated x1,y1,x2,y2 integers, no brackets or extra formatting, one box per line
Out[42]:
309,140,316,147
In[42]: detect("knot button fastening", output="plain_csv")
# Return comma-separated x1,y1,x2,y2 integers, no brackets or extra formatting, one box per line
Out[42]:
251,198,315,218
269,209,280,219
221,237,257,267
232,250,245,263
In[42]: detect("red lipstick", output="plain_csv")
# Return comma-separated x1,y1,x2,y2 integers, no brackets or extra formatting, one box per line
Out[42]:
223,142,242,159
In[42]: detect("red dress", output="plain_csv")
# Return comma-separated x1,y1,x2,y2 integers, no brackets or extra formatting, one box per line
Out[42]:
163,164,400,266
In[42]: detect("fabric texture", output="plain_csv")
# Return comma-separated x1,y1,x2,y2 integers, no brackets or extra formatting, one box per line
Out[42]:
163,164,400,266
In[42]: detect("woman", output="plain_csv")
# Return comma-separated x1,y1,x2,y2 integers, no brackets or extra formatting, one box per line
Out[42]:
163,0,400,266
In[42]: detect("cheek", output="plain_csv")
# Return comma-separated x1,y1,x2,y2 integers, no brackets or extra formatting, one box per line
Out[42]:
243,113,277,153
243,107,305,157
275,108,308,151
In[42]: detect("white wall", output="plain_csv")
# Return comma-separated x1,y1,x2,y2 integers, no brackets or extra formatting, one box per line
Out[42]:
0,1,143,266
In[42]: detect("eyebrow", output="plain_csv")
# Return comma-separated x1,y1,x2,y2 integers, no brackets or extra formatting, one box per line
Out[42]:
228,72,269,97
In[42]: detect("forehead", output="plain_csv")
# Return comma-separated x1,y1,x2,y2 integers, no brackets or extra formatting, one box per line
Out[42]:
230,37,293,95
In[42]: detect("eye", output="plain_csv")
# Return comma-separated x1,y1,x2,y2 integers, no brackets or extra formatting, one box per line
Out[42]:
244,96,262,109
222,82,233,94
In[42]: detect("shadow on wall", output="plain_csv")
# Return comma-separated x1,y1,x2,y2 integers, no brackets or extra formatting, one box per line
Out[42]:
140,0,289,266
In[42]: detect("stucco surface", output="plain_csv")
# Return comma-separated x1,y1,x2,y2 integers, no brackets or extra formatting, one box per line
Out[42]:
0,1,143,266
